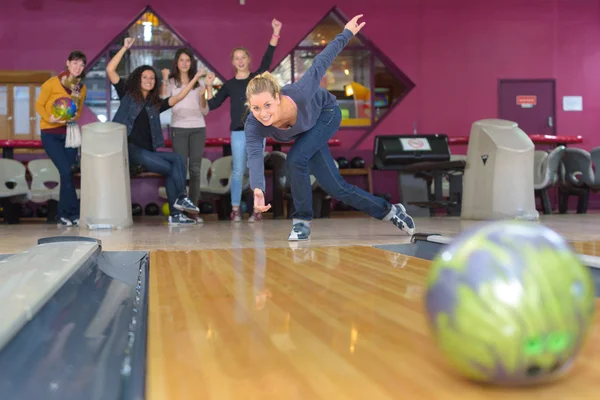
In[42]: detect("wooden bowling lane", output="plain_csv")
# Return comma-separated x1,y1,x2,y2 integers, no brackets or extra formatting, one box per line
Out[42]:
571,240,600,257
147,246,600,400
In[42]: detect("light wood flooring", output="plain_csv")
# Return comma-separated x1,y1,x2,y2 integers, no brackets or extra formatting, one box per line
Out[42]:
2,214,600,399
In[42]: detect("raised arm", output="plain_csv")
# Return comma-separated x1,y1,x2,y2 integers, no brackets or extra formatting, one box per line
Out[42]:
167,69,205,107
199,86,209,116
256,19,283,74
269,19,282,47
106,38,135,84
205,72,230,110
160,68,170,98
194,67,209,115
296,15,365,93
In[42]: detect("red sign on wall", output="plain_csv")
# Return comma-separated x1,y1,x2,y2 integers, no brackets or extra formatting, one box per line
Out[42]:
516,95,537,108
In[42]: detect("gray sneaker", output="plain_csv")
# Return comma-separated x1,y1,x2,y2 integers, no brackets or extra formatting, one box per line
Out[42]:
390,203,415,235
173,196,199,214
168,213,196,226
288,222,311,241
57,217,73,227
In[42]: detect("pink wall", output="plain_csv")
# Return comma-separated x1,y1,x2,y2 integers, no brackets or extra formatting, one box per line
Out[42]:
3,0,599,208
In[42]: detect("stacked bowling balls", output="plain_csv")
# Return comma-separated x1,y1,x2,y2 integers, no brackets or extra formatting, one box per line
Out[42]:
336,156,365,169
425,221,595,385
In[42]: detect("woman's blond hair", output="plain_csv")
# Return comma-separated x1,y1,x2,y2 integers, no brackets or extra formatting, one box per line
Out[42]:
245,72,281,106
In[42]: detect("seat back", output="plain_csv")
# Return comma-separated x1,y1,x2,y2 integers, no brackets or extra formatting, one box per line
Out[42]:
268,151,288,190
27,159,61,202
0,159,30,199
560,148,594,187
267,151,318,190
543,145,566,187
207,156,233,191
200,157,212,189
590,147,600,187
533,150,549,188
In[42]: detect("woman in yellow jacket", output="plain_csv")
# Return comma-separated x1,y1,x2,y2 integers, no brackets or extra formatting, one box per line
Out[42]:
35,51,88,227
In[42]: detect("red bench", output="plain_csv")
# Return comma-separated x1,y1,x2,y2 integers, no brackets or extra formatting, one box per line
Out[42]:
0,138,341,159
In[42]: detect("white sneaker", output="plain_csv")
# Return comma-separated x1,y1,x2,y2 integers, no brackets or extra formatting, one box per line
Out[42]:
58,217,73,227
390,204,415,235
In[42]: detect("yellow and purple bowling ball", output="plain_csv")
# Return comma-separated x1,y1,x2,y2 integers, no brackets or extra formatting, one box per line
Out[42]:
51,97,77,120
425,221,595,385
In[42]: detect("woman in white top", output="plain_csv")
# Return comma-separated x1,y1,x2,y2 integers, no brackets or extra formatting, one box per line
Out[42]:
161,48,209,214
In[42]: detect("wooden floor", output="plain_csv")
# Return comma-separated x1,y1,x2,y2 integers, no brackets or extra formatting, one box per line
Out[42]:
2,214,600,398
2,213,600,253
146,245,600,400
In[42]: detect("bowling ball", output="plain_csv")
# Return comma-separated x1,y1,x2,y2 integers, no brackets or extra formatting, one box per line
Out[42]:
161,202,170,216
36,205,48,218
375,193,392,202
20,205,34,217
130,165,144,176
145,203,160,216
336,157,349,169
350,156,365,169
425,221,595,385
265,157,274,170
199,202,213,214
51,97,77,120
132,203,143,216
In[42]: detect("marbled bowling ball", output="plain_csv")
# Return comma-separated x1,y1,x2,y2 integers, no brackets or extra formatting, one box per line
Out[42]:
51,97,77,120
425,221,595,385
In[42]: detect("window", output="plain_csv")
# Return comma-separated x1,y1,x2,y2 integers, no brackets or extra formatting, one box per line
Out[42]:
83,7,224,127
271,8,414,128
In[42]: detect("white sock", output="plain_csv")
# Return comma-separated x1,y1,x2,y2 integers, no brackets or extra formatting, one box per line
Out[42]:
293,219,311,227
383,205,398,221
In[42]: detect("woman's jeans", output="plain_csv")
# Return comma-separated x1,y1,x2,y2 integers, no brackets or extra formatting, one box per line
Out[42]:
286,106,392,221
41,132,80,221
127,143,187,216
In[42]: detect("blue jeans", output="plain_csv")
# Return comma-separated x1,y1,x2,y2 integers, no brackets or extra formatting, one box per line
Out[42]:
231,130,265,207
287,106,392,221
41,132,80,220
127,143,186,216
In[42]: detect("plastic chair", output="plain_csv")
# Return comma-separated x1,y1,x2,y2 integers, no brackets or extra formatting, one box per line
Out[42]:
0,159,31,224
28,159,60,203
533,146,565,214
558,147,595,214
0,159,30,200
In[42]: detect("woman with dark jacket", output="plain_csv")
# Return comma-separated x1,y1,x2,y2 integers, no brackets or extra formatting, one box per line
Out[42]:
106,37,203,226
